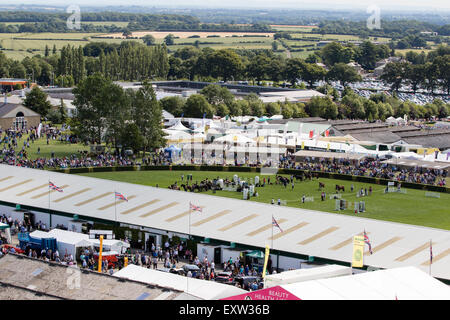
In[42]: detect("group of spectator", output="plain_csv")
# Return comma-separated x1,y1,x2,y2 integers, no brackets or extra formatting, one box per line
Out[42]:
0,126,447,187
279,155,447,187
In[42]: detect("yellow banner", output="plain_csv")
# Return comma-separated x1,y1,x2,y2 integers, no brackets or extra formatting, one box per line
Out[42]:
262,245,270,278
352,235,364,268
301,141,305,150
97,235,104,273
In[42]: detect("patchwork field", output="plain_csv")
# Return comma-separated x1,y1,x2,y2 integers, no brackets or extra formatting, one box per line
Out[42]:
78,170,450,230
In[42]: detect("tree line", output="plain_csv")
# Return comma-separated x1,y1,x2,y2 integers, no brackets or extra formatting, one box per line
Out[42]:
0,11,271,34
0,41,169,86
381,45,450,94
158,83,448,122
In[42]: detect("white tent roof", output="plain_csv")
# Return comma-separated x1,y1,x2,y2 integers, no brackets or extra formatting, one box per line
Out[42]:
29,230,53,239
163,130,192,140
47,229,92,247
113,264,246,300
281,267,450,300
214,134,255,144
167,121,190,131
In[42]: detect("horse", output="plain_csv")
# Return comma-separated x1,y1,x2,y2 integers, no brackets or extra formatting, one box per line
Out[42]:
335,184,345,192
318,182,325,190
294,174,304,181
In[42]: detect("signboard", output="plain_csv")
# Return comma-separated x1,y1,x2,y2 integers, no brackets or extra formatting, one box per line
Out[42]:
352,235,365,268
221,286,300,300
89,229,114,240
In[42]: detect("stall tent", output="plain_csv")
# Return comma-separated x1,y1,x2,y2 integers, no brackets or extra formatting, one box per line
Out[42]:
113,264,246,300
46,229,93,258
281,267,450,300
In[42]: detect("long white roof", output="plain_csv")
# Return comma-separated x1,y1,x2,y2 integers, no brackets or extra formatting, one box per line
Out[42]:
113,264,246,300
281,267,450,300
1,164,450,281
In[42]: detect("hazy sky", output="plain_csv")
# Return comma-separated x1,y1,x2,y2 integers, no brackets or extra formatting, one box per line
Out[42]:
14,0,450,11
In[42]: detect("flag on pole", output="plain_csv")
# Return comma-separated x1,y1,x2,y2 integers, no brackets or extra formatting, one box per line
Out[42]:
115,192,128,202
364,230,373,255
49,181,63,192
272,216,283,233
189,202,202,213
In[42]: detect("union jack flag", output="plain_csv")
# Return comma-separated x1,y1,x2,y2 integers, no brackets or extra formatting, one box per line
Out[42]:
115,192,128,202
189,202,202,213
49,181,63,192
364,230,373,255
272,216,283,233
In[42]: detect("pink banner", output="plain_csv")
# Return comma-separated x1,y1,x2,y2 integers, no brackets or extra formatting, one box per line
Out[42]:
221,286,300,300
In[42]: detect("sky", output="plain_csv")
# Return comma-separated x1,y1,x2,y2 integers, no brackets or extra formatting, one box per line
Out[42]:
12,1,450,11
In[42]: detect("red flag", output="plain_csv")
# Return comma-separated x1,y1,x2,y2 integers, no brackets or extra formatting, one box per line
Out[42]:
325,130,329,137
309,130,313,139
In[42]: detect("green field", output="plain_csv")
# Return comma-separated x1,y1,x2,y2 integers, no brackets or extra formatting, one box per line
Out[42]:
9,130,90,159
78,170,450,230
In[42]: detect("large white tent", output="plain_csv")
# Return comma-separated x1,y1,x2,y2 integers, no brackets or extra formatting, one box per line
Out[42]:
214,134,256,145
47,229,93,258
280,266,450,300
113,264,246,300
166,121,190,132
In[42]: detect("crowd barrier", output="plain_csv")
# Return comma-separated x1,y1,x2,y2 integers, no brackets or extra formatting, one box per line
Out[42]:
51,165,450,194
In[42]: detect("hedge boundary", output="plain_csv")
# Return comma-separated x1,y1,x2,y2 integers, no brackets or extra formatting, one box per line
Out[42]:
52,165,450,193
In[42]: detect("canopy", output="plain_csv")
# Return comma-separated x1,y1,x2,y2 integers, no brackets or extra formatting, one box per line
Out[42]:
246,250,265,259
214,134,255,145
282,266,450,300
225,267,450,300
46,229,93,258
0,222,11,244
166,121,190,131
113,264,246,300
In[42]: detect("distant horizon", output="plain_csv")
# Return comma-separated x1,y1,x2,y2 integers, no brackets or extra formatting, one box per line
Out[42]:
3,1,450,12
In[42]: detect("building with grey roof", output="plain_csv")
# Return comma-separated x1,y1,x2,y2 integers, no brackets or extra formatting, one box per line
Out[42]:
0,101,40,130
0,253,189,300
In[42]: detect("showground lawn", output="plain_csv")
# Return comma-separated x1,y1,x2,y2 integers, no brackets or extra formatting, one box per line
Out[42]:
78,170,450,230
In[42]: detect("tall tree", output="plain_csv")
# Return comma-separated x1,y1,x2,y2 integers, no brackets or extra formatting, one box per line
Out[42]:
131,81,166,152
327,63,362,87
23,86,52,119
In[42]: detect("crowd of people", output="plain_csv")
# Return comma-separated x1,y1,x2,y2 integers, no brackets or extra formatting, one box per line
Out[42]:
279,155,447,186
0,126,447,187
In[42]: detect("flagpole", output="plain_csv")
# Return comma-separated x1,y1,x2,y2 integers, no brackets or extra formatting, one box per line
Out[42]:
114,190,117,227
429,239,432,276
187,202,191,295
48,178,50,229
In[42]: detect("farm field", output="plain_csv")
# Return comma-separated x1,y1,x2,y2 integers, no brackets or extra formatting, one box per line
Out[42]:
78,170,450,230
270,25,318,32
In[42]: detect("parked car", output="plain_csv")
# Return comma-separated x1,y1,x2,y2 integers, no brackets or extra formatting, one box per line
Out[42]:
214,271,233,284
